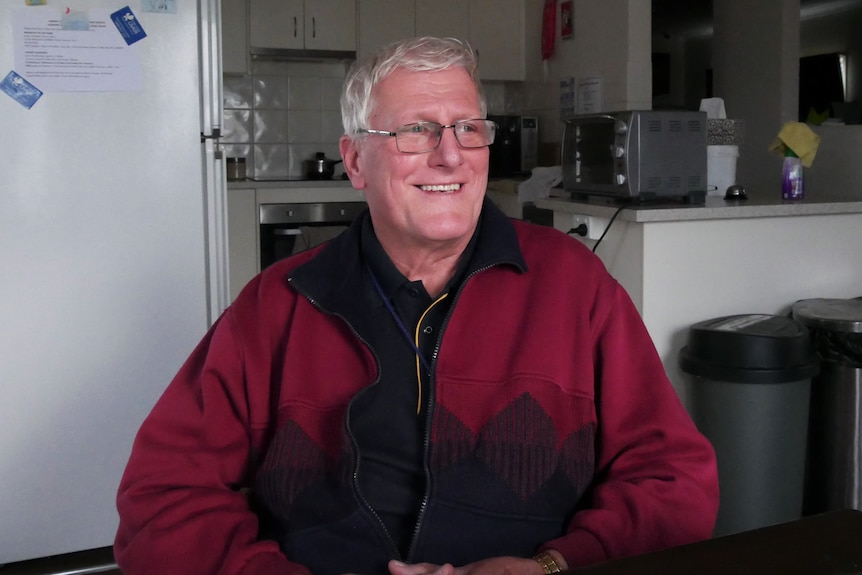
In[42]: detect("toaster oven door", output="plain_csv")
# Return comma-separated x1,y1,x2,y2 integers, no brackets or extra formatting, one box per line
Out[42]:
562,115,624,196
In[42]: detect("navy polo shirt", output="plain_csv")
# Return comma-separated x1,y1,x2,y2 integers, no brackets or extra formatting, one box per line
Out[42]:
350,214,478,556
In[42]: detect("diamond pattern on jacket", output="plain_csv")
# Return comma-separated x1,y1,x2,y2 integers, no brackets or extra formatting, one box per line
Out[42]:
430,392,595,501
256,419,333,519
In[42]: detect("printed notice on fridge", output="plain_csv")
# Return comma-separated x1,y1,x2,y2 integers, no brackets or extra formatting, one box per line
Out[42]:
12,8,142,92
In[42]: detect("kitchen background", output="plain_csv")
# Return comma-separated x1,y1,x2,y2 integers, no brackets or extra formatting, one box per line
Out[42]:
218,0,862,189
3,0,862,572
220,61,541,181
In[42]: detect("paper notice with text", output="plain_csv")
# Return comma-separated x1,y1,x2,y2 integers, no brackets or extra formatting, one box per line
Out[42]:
12,8,142,92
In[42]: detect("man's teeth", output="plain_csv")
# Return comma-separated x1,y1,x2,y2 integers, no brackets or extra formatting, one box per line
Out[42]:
420,184,461,192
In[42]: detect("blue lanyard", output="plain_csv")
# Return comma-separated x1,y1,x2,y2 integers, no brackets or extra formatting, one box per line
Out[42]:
368,268,432,374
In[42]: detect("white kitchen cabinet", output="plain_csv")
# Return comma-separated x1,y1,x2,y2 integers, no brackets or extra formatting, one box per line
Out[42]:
227,188,259,302
469,0,525,81
356,0,525,81
222,0,249,75
415,0,468,40
249,0,356,52
357,0,415,62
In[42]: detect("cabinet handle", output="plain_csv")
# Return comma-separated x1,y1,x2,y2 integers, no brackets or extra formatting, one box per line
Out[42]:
293,16,297,38
312,17,316,38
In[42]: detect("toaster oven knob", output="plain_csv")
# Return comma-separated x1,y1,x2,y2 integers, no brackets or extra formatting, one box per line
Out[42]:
614,145,625,158
615,120,628,135
615,174,626,186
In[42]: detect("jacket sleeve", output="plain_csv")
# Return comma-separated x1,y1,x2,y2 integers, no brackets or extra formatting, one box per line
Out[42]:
542,282,720,568
114,311,311,575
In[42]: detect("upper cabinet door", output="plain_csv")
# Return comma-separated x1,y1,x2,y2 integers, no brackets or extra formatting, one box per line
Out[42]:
305,0,357,52
416,0,469,41
358,0,415,62
222,0,249,74
469,0,525,81
249,0,304,50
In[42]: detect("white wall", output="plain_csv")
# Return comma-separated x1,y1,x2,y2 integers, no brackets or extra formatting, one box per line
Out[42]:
805,125,862,199
713,0,801,201
521,0,652,145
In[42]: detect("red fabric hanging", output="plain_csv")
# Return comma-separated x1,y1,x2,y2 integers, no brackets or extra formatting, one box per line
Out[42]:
542,0,556,60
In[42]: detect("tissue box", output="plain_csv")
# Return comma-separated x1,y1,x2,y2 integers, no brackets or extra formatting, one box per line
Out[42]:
708,119,745,146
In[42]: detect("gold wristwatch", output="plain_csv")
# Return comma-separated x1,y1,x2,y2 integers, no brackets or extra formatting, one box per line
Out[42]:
533,551,562,574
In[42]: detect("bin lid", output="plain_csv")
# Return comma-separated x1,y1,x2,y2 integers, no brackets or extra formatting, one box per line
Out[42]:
791,298,862,333
679,314,820,383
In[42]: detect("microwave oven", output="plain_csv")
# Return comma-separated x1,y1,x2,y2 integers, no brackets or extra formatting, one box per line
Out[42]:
562,110,707,203
488,115,538,178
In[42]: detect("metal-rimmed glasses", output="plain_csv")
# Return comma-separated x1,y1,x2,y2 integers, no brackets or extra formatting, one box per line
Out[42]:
356,119,497,154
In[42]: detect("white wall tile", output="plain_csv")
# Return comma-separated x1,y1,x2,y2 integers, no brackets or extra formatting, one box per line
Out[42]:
321,111,345,143
288,76,323,110
223,76,253,109
223,109,252,143
287,111,322,143
254,75,291,109
484,82,507,114
255,109,290,143
254,144,290,179
320,77,344,110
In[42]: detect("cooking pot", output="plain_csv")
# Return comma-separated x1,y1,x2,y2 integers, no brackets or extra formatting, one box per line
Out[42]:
304,152,343,180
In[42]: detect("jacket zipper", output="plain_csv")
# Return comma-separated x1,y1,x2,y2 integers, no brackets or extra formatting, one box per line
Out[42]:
288,279,402,557
405,262,498,561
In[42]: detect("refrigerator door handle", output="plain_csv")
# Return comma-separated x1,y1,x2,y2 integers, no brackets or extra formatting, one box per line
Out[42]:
200,128,222,142
200,0,230,323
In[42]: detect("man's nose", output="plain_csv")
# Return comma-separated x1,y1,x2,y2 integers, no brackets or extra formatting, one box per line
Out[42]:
431,125,463,164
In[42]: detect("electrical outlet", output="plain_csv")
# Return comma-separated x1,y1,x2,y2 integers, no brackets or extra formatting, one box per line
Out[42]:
556,213,612,241
567,214,590,237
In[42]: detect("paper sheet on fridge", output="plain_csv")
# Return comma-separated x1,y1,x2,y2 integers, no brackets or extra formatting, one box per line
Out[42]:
12,8,142,92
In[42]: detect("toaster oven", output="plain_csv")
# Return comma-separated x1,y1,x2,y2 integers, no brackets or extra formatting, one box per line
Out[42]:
562,110,708,204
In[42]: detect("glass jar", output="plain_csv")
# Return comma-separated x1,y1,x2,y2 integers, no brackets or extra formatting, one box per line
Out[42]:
226,157,246,181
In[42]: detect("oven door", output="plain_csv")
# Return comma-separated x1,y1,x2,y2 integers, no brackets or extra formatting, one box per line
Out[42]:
259,202,366,269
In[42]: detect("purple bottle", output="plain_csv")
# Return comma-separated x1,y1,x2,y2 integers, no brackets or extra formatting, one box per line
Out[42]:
782,148,804,200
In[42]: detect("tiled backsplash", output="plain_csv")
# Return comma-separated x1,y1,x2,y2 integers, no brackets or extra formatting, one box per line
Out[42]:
221,59,546,180
222,60,350,180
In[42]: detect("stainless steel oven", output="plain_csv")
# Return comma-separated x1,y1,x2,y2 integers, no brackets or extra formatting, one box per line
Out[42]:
259,201,367,269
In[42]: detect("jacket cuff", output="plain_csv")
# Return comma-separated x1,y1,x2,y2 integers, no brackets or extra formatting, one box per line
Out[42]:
541,529,608,570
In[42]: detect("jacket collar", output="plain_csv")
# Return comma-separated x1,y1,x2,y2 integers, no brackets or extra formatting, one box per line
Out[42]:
288,197,527,315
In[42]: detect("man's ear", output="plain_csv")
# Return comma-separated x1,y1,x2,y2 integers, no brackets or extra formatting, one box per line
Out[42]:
339,134,366,190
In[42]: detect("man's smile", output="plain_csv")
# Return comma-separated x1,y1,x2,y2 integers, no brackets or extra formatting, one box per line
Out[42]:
418,183,461,192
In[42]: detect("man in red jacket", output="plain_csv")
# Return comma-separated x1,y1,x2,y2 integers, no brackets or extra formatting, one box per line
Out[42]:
115,36,719,575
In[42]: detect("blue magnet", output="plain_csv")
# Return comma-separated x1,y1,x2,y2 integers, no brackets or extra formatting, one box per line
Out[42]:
111,6,147,45
0,71,43,109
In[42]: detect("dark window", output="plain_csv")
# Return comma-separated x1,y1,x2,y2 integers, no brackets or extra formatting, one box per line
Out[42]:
799,53,845,122
653,52,671,98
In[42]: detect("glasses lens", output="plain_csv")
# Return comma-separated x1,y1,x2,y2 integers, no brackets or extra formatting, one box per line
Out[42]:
454,119,496,148
395,122,440,153
392,120,496,153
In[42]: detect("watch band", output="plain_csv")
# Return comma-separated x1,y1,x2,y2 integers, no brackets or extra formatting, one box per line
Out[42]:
533,551,562,574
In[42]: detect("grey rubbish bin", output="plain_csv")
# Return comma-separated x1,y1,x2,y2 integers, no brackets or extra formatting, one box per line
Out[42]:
679,314,820,537
791,298,862,515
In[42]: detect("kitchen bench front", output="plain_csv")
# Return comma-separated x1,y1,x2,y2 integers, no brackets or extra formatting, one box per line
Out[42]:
535,195,862,408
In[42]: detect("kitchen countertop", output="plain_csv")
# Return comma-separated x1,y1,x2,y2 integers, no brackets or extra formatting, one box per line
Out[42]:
535,194,862,222
228,179,365,204
228,178,354,190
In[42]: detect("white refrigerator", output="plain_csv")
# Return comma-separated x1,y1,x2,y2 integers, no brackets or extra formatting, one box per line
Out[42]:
0,0,229,564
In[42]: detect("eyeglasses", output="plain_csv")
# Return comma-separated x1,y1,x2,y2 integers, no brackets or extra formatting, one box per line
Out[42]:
356,119,497,154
